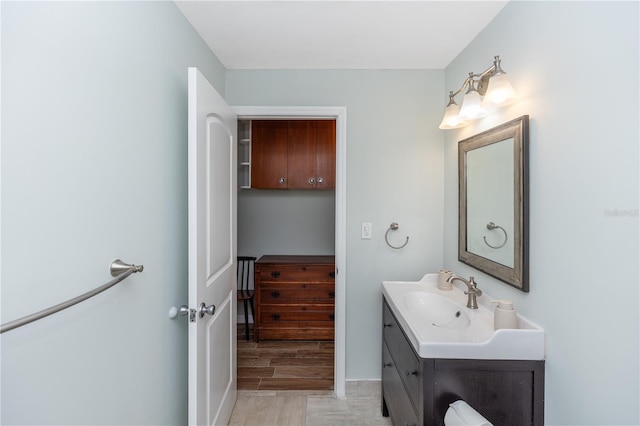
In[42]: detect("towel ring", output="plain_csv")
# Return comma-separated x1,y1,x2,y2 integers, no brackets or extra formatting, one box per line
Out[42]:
385,222,409,250
483,222,508,249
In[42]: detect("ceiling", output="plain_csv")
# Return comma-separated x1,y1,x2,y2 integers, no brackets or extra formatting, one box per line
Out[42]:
175,1,509,70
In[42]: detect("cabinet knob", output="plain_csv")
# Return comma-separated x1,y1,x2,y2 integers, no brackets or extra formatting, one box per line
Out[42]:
317,177,324,184
270,291,281,298
308,177,316,184
271,271,281,278
271,313,281,320
278,177,286,184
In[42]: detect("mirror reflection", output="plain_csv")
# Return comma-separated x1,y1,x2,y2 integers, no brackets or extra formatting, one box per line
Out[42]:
466,137,514,268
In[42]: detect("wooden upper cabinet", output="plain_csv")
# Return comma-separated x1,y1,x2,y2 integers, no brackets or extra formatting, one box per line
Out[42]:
251,119,336,190
288,120,317,189
315,120,336,189
251,120,288,189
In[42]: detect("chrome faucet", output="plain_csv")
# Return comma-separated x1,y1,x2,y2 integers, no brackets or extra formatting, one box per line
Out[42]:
447,275,482,309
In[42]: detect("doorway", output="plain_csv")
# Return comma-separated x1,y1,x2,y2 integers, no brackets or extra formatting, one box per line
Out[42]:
232,106,347,397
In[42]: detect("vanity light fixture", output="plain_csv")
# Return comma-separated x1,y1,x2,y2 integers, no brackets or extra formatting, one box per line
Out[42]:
439,55,517,130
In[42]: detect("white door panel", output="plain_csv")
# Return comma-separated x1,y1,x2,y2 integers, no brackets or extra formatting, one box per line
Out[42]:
205,115,232,280
188,67,237,426
205,295,233,424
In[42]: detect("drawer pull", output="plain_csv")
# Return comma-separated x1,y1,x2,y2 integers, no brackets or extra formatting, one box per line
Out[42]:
329,314,335,321
270,291,281,298
271,313,281,321
406,370,418,377
329,291,335,298
270,271,281,278
328,271,335,278
383,362,393,368
383,323,392,328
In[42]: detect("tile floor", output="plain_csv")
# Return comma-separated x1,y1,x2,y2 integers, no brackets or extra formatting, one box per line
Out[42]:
228,381,392,426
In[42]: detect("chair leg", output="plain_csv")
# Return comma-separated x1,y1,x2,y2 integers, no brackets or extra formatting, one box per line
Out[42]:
249,298,255,328
243,300,250,341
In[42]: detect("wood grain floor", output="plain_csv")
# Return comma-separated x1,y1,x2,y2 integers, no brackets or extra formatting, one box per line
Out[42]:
238,325,334,391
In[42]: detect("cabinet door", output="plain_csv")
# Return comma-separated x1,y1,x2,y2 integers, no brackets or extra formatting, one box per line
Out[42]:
315,120,336,189
287,120,317,189
251,120,288,189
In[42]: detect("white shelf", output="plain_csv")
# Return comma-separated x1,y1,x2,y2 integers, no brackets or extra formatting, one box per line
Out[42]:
238,120,251,189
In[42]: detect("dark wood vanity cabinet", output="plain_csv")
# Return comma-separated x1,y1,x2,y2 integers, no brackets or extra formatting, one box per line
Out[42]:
251,120,336,189
382,299,545,426
254,255,335,342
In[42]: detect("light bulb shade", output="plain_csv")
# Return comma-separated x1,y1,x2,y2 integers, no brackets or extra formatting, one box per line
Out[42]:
438,103,467,129
459,90,489,120
482,73,517,108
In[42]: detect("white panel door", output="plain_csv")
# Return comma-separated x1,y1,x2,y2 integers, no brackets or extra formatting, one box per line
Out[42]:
188,67,237,426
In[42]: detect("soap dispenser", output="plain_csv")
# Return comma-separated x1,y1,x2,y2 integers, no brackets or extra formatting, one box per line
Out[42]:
492,299,518,330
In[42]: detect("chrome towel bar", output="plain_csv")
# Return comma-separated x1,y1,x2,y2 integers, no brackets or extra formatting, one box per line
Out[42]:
0,259,143,334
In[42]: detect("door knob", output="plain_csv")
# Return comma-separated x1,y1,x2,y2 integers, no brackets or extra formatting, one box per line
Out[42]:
169,305,190,319
169,305,189,319
198,303,215,318
169,305,196,322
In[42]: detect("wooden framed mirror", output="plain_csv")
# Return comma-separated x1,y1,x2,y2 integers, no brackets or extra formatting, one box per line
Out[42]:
458,115,529,291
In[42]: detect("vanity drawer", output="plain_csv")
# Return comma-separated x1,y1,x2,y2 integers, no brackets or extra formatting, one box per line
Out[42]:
259,283,335,303
383,342,420,426
383,301,422,415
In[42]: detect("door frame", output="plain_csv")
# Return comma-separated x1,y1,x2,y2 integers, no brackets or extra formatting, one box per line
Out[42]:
232,106,347,398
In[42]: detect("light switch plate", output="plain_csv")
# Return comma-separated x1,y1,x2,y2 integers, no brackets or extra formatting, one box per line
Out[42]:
361,222,372,239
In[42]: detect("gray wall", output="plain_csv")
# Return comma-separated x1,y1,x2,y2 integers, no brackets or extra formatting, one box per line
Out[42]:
226,70,446,379
238,190,336,259
442,2,639,425
1,2,225,424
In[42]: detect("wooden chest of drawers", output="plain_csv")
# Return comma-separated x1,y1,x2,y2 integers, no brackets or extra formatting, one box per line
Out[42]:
254,255,335,342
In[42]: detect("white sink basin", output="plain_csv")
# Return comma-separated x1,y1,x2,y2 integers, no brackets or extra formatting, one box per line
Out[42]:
403,291,470,330
382,274,545,360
